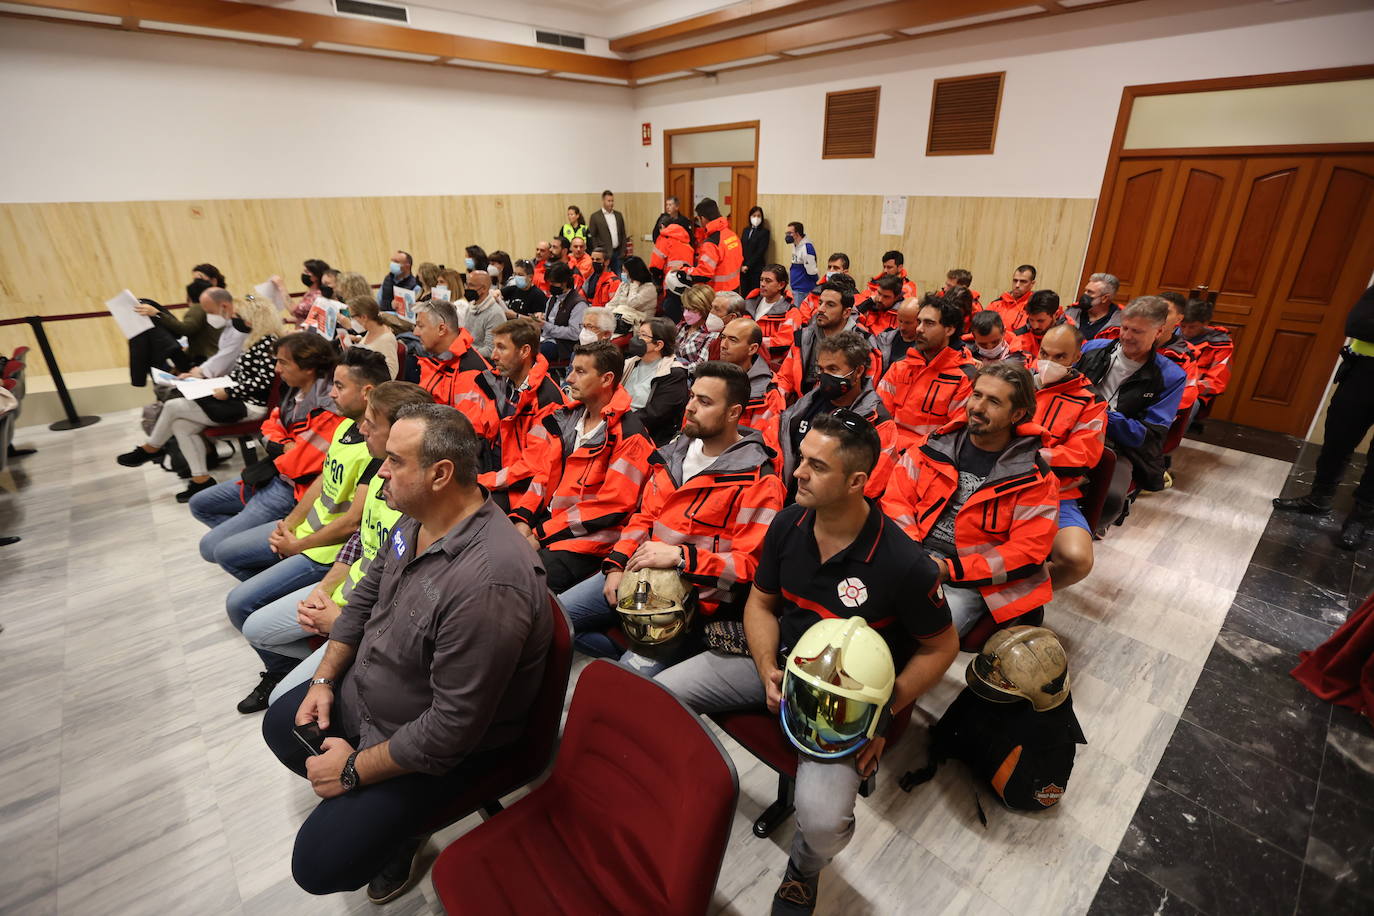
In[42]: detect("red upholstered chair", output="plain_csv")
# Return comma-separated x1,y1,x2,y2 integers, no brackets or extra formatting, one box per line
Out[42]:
1079,447,1117,538
1161,409,1190,456
710,700,916,839
205,375,282,463
9,345,29,366
431,660,739,915
418,593,573,832
395,340,407,380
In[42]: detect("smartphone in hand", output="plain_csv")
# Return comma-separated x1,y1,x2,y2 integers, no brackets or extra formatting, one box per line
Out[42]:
293,722,326,756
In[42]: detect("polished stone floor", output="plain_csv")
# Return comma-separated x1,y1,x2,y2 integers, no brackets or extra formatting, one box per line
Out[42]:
0,410,1349,915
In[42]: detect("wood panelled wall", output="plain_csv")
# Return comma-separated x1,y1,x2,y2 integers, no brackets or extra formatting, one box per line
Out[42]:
0,192,662,376
758,194,1096,304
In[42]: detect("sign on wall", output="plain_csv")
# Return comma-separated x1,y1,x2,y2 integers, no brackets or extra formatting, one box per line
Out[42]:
642,123,652,146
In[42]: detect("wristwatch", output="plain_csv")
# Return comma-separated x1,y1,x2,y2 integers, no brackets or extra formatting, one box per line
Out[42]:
339,750,361,792
309,678,335,689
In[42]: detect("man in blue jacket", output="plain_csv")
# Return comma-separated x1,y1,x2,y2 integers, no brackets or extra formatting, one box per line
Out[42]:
1077,296,1185,492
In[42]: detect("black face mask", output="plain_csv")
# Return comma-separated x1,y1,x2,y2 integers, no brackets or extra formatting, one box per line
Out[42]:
625,337,648,358
231,317,251,333
300,272,315,288
320,285,334,300
464,289,479,302
816,371,854,402
548,285,565,296
1078,293,1095,309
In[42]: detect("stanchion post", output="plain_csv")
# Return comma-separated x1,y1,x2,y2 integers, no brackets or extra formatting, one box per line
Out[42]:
24,315,99,431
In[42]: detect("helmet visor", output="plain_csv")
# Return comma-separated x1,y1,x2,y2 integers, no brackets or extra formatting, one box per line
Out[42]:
780,672,877,758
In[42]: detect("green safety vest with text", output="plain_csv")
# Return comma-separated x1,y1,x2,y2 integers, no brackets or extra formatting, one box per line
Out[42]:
293,419,373,565
333,476,403,606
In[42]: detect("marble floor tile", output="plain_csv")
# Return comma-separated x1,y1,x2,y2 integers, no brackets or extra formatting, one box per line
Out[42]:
1303,784,1374,905
1236,563,1350,626
1320,706,1374,807
1224,593,1337,657
1088,855,1202,916
1295,864,1374,916
1181,667,1329,781
1203,628,1326,709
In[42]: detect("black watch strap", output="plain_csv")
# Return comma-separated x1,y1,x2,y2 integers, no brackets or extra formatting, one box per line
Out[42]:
340,750,361,792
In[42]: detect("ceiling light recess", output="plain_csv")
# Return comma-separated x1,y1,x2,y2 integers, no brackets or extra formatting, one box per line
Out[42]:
696,54,782,72
900,5,1045,35
139,21,303,45
551,71,631,85
0,2,120,24
784,33,892,56
314,41,440,61
448,59,547,74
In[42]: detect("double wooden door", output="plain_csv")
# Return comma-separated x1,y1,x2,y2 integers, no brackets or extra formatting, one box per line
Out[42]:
665,165,758,238
1087,152,1374,436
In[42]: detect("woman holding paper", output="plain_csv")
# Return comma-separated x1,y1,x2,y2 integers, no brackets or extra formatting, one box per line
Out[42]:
338,296,401,379
117,297,283,502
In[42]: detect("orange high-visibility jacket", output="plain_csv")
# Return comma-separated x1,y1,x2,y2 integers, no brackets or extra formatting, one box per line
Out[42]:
510,386,656,558
476,355,569,496
590,270,621,309
855,270,918,307
1008,314,1067,358
1034,370,1106,499
986,289,1033,332
1158,335,1200,412
770,384,898,499
259,378,347,499
773,319,882,401
856,302,900,336
567,253,593,291
876,344,979,453
416,328,495,436
1187,326,1233,400
532,259,550,294
690,216,744,292
650,223,694,276
882,421,1057,620
747,293,802,369
739,355,787,438
605,431,784,614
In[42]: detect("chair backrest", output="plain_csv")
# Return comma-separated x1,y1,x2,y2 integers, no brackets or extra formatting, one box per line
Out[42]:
1161,408,1189,456
10,346,29,365
512,594,574,786
263,373,284,413
548,660,738,915
3,359,21,379
1080,447,1117,535
396,340,407,379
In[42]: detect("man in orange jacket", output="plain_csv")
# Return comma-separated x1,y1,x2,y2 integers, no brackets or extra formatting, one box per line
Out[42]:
688,197,743,292
567,236,594,292
510,341,657,591
1179,298,1234,407
531,240,552,294
855,274,905,336
1033,323,1106,589
986,264,1037,331
1009,290,1064,355
796,252,853,322
882,363,1058,632
856,249,919,307
718,317,787,436
968,310,1028,366
774,282,880,400
558,361,786,673
877,295,979,453
410,299,494,437
586,246,621,308
939,268,982,310
477,319,568,511
745,264,803,368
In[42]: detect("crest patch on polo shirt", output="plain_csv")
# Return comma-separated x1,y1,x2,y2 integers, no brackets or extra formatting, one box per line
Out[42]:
837,577,868,607
391,528,407,559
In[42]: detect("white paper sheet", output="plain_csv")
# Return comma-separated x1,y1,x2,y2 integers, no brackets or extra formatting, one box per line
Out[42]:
880,196,908,236
107,289,154,340
149,367,237,400
255,278,288,311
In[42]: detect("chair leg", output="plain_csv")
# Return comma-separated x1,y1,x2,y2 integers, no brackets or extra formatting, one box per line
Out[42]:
753,773,796,838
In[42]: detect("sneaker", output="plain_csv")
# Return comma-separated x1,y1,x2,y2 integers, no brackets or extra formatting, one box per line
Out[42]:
175,477,217,504
236,671,284,714
116,446,164,467
771,860,820,915
367,835,430,905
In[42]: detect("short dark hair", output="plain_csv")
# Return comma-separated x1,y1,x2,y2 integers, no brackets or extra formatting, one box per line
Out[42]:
303,259,332,283
545,261,574,286
493,318,540,354
193,263,226,287
1183,298,1214,325
642,316,678,358
787,221,805,237
395,403,479,486
809,411,880,476
1015,264,1038,281
551,236,570,253
827,252,850,270
875,275,904,297
947,268,972,287
277,331,338,376
343,346,392,385
817,330,872,375
574,340,625,386
1159,291,1187,314
397,250,414,268
882,250,904,265
367,380,435,424
695,197,722,221
971,310,1004,336
465,245,489,271
919,293,964,332
975,363,1037,423
826,272,858,295
602,189,614,199
693,360,751,410
623,255,652,284
815,281,855,311
762,264,788,285
1026,290,1061,316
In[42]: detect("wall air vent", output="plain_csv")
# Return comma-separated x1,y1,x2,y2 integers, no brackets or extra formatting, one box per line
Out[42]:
536,30,586,51
334,1,408,24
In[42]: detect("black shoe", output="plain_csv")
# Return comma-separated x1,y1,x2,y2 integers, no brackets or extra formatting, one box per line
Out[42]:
771,861,820,915
116,446,164,467
367,835,430,905
0,536,19,546
7,444,35,458
1273,492,1332,514
1337,504,1373,551
236,671,284,714
175,477,217,503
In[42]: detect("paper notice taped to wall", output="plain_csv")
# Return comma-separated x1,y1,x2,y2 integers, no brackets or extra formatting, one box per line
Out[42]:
881,196,908,236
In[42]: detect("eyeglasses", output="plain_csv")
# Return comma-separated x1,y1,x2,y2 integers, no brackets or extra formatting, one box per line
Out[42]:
829,408,872,433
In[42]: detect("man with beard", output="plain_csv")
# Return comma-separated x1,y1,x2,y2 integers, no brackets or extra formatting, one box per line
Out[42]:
877,295,979,453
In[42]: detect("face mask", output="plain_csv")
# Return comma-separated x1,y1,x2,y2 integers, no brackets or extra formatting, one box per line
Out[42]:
977,342,1007,360
205,313,228,329
465,257,476,271
816,370,853,401
578,327,599,345
320,284,334,300
1037,359,1070,386
231,317,250,333
620,272,629,283
683,310,704,327
300,272,314,288
464,289,479,302
1078,293,1095,309
750,215,762,228
625,337,648,359
389,261,402,276
488,265,501,279
785,233,795,244
432,285,450,303
592,262,604,274
549,285,565,296
705,313,724,333
512,276,529,290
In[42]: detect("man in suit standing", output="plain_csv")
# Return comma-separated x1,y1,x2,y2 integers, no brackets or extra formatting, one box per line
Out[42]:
588,190,628,274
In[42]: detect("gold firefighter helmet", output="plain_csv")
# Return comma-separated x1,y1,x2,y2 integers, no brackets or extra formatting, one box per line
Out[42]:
966,626,1070,711
616,568,694,647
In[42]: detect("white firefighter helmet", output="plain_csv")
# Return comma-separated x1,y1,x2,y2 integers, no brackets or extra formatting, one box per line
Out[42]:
781,616,895,758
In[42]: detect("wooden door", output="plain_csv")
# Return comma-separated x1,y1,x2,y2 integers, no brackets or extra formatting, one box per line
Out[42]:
666,168,693,218
730,166,757,238
1145,159,1243,297
1091,158,1178,302
1225,155,1374,434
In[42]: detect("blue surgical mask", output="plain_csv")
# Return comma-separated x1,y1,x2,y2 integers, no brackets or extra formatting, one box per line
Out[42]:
512,275,529,290
465,257,475,271
620,272,629,283
389,261,402,276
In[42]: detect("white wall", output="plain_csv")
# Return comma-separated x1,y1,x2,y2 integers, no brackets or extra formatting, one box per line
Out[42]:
628,0,1374,198
0,18,636,203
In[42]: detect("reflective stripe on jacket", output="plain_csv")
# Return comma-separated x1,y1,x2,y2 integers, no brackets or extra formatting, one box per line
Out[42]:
876,345,979,453
293,419,374,564
1034,371,1106,499
259,376,346,499
476,355,569,495
690,216,744,291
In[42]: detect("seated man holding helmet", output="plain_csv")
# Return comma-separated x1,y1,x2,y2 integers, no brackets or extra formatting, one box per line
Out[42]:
658,411,958,916
557,361,785,675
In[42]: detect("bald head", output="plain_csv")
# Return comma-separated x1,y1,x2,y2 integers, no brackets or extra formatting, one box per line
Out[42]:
1038,322,1084,367
718,317,763,367
895,297,924,342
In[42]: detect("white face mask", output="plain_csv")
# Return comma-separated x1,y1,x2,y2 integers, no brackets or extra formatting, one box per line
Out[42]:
750,215,762,228
206,313,228,329
705,313,725,333
578,327,599,345
1037,359,1070,386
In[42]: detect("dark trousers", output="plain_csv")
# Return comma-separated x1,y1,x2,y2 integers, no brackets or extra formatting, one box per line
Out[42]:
262,681,474,895
1315,352,1374,506
538,547,602,593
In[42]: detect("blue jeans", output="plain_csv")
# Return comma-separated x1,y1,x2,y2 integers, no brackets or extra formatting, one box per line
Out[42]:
242,583,319,664
270,644,328,706
559,571,706,677
210,520,282,581
191,477,297,565
227,558,329,676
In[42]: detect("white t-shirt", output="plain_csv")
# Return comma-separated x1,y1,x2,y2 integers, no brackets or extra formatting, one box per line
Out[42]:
754,295,781,321
575,417,606,450
1099,349,1145,409
604,207,619,249
680,437,713,481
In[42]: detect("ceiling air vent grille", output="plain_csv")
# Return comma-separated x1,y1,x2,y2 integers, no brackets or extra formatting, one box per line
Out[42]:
536,30,586,51
334,1,409,24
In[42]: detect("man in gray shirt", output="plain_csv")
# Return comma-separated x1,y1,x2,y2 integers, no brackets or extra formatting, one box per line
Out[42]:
262,403,552,904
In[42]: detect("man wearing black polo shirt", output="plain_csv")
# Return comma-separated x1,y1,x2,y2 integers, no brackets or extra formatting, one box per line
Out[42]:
658,412,958,916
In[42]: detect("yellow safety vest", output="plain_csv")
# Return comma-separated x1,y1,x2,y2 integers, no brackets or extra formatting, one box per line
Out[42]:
333,476,403,606
293,420,373,565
